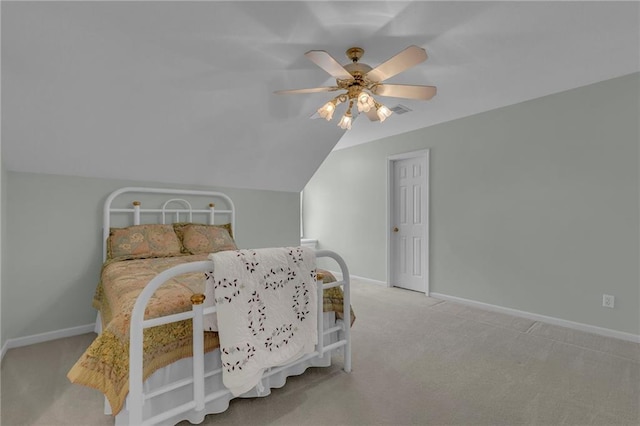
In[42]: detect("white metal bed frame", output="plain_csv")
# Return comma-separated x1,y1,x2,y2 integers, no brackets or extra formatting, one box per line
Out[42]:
103,187,236,262
102,187,351,425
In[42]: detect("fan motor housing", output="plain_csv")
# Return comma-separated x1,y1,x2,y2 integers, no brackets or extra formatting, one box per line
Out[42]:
344,62,373,75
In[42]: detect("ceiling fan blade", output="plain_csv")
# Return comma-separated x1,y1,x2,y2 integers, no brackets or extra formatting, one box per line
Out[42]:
364,108,380,122
274,86,340,95
305,50,353,80
366,45,428,82
372,84,437,100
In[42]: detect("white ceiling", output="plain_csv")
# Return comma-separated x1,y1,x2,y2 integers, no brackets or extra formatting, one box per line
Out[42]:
2,1,639,192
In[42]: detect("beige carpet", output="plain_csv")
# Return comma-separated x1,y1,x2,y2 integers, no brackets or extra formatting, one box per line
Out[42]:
1,279,638,425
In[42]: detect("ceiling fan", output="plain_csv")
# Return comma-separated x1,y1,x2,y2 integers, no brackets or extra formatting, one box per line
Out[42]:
275,45,437,130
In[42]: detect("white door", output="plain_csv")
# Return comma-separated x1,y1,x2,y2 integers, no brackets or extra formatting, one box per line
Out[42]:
390,152,428,293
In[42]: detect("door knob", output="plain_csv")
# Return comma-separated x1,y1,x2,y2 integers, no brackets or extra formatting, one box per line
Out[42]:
393,227,399,232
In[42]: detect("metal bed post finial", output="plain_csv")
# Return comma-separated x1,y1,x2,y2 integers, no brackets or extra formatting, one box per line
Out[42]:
190,294,206,305
209,203,215,225
133,201,141,225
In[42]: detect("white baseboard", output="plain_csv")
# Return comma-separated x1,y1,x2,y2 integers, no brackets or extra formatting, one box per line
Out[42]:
327,270,386,287
1,323,96,361
430,292,640,344
2,289,637,364
318,269,640,343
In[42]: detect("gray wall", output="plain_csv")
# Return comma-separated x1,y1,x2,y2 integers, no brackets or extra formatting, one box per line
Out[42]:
304,73,639,335
1,172,300,343
1,159,5,348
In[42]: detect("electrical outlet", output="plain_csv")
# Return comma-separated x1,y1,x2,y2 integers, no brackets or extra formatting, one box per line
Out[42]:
602,294,615,308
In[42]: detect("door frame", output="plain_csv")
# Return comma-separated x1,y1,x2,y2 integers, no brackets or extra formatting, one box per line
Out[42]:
386,149,430,295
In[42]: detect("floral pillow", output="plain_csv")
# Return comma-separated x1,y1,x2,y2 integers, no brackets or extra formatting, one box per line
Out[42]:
174,223,237,255
107,224,183,260
173,222,233,242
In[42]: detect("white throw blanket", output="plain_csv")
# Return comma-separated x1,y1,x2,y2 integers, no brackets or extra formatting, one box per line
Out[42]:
205,247,318,396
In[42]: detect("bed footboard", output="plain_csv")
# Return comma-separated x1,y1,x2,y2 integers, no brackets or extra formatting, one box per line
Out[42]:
127,250,351,426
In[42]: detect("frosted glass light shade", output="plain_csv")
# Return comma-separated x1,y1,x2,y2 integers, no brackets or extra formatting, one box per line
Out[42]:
337,114,352,130
357,92,374,112
376,104,392,122
317,101,336,121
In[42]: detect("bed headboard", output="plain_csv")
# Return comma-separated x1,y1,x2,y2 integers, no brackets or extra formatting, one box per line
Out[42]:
103,187,235,262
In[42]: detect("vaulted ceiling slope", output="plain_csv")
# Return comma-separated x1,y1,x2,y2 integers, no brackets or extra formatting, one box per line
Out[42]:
2,1,638,193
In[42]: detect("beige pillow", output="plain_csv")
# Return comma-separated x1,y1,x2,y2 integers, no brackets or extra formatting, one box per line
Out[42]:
176,223,237,255
107,224,182,260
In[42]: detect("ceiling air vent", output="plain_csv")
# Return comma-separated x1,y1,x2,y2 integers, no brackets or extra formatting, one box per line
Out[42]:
390,104,412,115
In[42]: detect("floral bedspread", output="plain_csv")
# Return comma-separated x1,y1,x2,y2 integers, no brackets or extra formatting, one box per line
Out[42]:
67,254,352,416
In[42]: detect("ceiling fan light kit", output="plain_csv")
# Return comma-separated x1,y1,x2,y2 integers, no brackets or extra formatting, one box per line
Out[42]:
375,102,393,122
337,104,353,130
276,45,437,130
